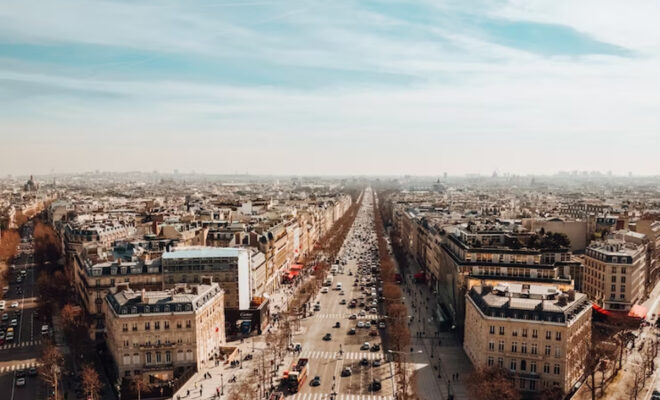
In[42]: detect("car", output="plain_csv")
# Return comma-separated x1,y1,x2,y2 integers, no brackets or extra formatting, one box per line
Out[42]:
348,328,356,335
1,313,7,321
341,367,352,377
10,319,17,327
370,308,378,314
371,344,381,352
360,358,369,366
16,277,22,284
339,290,345,296
358,310,366,316
369,329,378,336
357,321,365,328
378,322,386,329
372,359,381,367
348,314,357,319
364,321,371,329
42,325,49,336
334,322,341,328
321,287,329,294
16,369,26,378
15,377,26,387
361,342,370,350
323,333,332,341
0,300,5,310
10,302,18,309
369,379,382,392
28,367,37,376
310,376,321,387
339,299,346,305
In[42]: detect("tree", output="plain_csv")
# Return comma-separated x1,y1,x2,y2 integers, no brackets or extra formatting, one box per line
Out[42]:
539,386,564,400
0,229,20,262
39,342,64,400
466,367,520,400
81,364,103,400
33,220,61,265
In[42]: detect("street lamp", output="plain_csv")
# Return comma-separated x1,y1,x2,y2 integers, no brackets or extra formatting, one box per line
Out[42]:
221,373,224,395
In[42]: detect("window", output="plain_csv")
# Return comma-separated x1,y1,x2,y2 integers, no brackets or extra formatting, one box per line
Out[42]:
146,352,152,363
154,321,160,330
520,360,527,371
545,345,551,356
488,341,495,351
144,306,150,313
122,323,128,332
545,331,551,340
522,328,528,338
177,321,182,329
123,354,131,365
620,294,626,299
554,364,560,375
532,329,538,338
611,275,616,283
530,362,537,373
164,305,170,312
611,284,616,292
499,341,505,352
499,327,505,335
164,321,170,330
611,266,617,274
621,285,626,293
144,322,150,331
510,360,517,371
543,363,550,374
133,354,140,364
531,344,538,355
132,323,138,332
497,357,504,368
490,325,495,334
166,351,171,363
123,340,129,347
186,320,192,329
521,343,527,354
156,352,162,363
511,342,518,353
555,347,561,358
520,379,526,390
488,356,494,366
512,329,518,337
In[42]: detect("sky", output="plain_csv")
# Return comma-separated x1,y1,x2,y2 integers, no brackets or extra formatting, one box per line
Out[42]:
1,0,659,176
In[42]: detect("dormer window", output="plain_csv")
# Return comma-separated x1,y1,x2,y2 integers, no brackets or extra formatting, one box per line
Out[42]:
164,305,170,312
131,306,137,314
144,306,150,313
121,308,127,314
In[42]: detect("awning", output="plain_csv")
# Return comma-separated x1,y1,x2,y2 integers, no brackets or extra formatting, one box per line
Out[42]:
592,302,612,316
628,304,647,319
290,264,303,271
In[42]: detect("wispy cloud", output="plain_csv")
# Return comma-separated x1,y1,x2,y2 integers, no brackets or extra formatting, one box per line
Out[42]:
0,0,658,175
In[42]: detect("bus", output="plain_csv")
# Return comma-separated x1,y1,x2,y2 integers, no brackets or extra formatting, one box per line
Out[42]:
282,358,308,393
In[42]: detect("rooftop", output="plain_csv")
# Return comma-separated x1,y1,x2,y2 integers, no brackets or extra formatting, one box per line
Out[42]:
162,247,244,259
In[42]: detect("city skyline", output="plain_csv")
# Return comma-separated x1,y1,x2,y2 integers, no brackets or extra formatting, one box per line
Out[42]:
2,0,660,176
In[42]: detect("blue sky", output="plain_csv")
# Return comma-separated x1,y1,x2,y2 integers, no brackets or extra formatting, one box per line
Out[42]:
1,0,659,176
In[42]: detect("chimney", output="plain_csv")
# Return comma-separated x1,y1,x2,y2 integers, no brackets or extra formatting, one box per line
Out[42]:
567,290,576,301
141,288,146,301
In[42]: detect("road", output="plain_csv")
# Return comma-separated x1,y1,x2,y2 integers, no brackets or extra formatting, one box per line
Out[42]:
0,227,45,400
291,187,395,400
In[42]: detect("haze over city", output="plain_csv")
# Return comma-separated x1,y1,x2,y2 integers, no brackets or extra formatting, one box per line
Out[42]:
2,0,660,176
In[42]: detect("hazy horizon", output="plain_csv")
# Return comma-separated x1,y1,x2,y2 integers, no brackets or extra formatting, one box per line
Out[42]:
2,0,659,176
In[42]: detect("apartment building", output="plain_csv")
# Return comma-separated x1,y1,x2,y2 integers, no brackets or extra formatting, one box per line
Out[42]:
440,224,579,336
105,281,225,385
161,247,250,310
584,236,646,311
464,283,591,397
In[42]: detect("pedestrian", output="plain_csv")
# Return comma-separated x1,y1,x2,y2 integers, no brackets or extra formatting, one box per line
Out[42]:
456,372,459,380
200,389,202,396
187,389,190,396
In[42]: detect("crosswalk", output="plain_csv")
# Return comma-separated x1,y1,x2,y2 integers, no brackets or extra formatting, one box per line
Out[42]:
290,394,393,400
0,340,41,350
300,351,382,360
0,361,41,374
315,313,378,320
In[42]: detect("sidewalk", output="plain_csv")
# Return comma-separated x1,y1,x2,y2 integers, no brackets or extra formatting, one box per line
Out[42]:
386,243,472,399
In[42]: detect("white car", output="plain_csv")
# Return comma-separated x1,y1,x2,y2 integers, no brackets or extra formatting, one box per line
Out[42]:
357,321,365,328
361,342,370,350
10,302,19,309
321,287,329,294
15,377,25,387
358,310,366,316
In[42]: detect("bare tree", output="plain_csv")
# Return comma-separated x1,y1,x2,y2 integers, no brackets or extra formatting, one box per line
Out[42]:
81,364,103,400
38,342,64,400
466,367,520,400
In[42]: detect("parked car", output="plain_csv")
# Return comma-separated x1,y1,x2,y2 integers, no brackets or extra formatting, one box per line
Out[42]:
341,367,352,377
310,376,321,387
361,342,370,350
323,333,332,341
